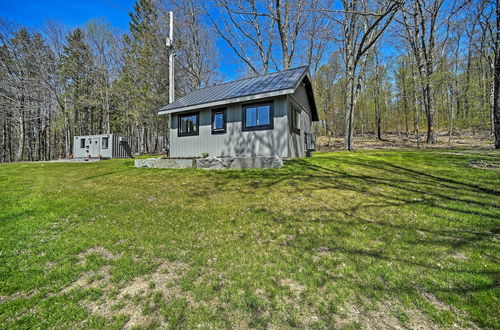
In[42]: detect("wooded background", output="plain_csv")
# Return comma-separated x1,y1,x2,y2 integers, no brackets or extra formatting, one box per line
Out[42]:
0,0,498,161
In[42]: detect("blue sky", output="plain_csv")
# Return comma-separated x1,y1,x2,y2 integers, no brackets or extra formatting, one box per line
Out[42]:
0,0,135,30
0,0,241,80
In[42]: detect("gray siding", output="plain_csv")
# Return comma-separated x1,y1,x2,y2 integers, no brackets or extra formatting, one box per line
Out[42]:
170,96,289,158
287,84,313,158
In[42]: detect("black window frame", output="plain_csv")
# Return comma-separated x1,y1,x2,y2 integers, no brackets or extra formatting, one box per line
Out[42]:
102,136,109,149
211,108,227,134
291,104,301,134
242,101,274,131
177,112,200,137
80,138,85,148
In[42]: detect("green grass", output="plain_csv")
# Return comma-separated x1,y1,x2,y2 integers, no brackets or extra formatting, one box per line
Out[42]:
1,150,499,329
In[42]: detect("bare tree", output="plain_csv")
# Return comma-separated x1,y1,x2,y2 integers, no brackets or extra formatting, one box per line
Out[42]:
207,0,274,75
274,0,309,69
401,0,469,144
85,19,123,134
336,0,401,150
373,47,384,140
314,51,342,140
474,0,499,147
0,19,57,161
161,0,222,93
208,0,327,75
492,0,500,148
302,0,334,74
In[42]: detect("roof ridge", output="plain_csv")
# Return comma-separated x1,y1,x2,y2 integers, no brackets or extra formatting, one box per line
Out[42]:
190,65,308,93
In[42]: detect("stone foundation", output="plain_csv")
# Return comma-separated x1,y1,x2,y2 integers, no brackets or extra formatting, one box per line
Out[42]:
134,156,283,170
134,158,195,169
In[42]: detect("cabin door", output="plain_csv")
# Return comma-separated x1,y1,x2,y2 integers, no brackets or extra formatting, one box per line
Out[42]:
90,137,101,157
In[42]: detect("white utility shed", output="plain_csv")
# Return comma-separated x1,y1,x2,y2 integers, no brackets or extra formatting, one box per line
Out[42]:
73,134,132,158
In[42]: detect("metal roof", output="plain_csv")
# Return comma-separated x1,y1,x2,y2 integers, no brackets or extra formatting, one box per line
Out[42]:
158,66,318,120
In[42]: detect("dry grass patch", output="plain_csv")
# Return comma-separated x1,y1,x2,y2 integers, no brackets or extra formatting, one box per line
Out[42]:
77,246,121,264
62,265,112,293
449,251,467,261
0,290,40,304
468,159,500,170
334,299,440,329
63,257,192,328
279,278,306,296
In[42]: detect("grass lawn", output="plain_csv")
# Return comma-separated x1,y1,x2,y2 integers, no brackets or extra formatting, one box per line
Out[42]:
0,150,499,329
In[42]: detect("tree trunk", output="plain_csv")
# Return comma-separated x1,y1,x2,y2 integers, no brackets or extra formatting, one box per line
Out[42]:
16,110,25,161
412,68,421,149
374,84,382,140
275,0,291,70
422,80,437,143
344,71,356,151
463,34,474,119
448,83,454,143
494,0,500,149
424,64,437,143
376,115,382,140
374,52,382,140
402,85,410,138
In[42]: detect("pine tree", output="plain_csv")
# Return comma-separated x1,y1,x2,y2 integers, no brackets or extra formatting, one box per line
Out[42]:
117,0,169,153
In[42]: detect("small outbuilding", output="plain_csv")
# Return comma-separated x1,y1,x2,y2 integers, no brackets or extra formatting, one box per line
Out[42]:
158,66,319,158
73,134,132,159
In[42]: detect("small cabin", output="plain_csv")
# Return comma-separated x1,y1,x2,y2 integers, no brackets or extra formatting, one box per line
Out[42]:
73,134,132,159
158,66,319,158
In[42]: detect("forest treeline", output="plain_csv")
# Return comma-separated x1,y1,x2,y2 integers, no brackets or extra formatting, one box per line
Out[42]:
0,0,498,162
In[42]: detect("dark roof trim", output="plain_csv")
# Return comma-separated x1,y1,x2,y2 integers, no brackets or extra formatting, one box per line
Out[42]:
302,74,319,121
158,88,294,114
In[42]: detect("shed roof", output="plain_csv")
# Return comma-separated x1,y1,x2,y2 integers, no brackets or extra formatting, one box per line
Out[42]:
158,66,318,120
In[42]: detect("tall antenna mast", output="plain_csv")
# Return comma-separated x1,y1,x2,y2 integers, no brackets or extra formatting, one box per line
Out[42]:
166,11,175,103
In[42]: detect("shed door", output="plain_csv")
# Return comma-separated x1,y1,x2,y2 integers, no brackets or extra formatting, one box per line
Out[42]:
91,138,101,157
85,138,91,156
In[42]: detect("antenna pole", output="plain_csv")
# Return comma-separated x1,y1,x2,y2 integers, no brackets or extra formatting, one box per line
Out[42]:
167,11,175,103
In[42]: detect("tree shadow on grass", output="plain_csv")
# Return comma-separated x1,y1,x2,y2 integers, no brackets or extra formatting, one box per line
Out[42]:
248,204,499,304
0,209,36,222
209,156,499,221
206,154,500,280
339,157,499,196
80,168,134,181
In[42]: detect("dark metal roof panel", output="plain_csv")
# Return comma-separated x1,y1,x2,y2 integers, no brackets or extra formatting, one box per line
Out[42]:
160,66,308,112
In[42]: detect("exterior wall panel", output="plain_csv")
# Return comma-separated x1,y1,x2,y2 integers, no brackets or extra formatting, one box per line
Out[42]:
170,96,289,158
287,85,313,158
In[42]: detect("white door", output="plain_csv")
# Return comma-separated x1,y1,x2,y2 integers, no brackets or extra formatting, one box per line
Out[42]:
91,138,101,157
84,138,91,156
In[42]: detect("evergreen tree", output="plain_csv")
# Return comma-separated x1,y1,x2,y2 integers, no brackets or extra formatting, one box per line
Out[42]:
118,0,169,153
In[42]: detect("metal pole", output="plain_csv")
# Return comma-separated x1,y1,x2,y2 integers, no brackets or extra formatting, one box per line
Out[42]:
169,53,174,103
167,11,175,103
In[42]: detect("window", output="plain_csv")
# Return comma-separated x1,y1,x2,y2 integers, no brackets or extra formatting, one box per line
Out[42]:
178,112,199,136
102,137,109,149
80,138,85,148
242,102,273,131
291,105,301,133
212,108,226,134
